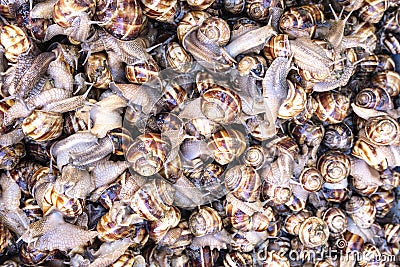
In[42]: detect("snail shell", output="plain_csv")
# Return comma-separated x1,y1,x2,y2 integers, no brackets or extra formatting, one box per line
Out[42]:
354,87,393,111
189,206,222,237
299,167,324,192
201,85,242,123
321,207,348,238
223,0,245,14
224,165,261,203
245,0,271,21
359,0,388,24
95,0,146,40
106,127,134,156
166,42,194,73
149,206,181,243
84,52,113,89
321,179,350,203
139,0,177,23
20,243,56,266
298,217,329,248
125,133,171,176
0,220,12,254
97,211,133,242
345,196,376,229
0,25,31,63
371,71,400,97
263,34,291,62
241,145,271,170
317,150,350,183
278,81,307,119
322,123,354,151
53,0,96,28
370,189,395,218
207,128,247,165
0,143,26,171
359,244,382,267
177,11,211,43
224,252,253,267
364,115,400,146
284,210,311,235
22,110,64,142
126,58,160,85
187,0,215,10
42,185,84,217
384,224,400,244
351,137,388,171
198,17,230,46
314,92,350,124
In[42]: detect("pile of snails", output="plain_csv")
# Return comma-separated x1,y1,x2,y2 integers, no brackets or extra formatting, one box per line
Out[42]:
0,0,399,266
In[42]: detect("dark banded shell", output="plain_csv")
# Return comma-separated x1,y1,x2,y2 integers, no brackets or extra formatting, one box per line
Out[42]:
20,243,55,266
384,224,400,244
365,115,400,146
189,206,222,237
298,217,329,248
317,150,350,183
0,220,12,254
321,207,348,238
161,78,188,111
299,167,323,192
139,0,177,23
107,127,134,156
148,206,181,243
0,24,31,63
125,133,171,176
126,58,160,85
207,128,247,165
198,17,230,46
343,231,364,252
42,185,84,217
177,11,211,43
241,145,270,170
97,212,132,242
0,143,26,170
370,189,395,218
22,110,63,142
359,0,388,24
322,123,354,151
224,252,253,267
263,34,291,62
201,85,242,124
186,0,215,10
95,0,146,40
166,42,194,73
345,196,376,229
84,52,113,89
314,92,350,124
53,0,96,28
224,165,261,202
351,137,388,171
354,87,393,111
371,71,400,97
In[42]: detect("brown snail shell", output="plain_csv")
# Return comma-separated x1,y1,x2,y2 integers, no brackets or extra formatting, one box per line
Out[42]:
125,133,171,176
126,58,160,85
0,143,26,171
224,165,261,202
166,42,194,73
198,17,230,46
317,150,350,183
384,224,400,244
223,0,245,14
371,71,400,97
224,251,253,267
241,145,271,170
370,189,395,218
322,207,348,238
314,92,350,124
53,0,96,28
351,137,388,171
84,52,113,89
354,87,394,111
177,11,211,43
299,167,324,192
139,0,178,23
298,217,329,248
22,110,64,142
0,24,31,63
207,128,247,165
359,0,388,24
284,210,311,236
278,81,307,119
189,206,222,237
187,0,215,10
322,123,354,151
263,34,291,62
364,115,400,146
148,206,181,243
345,196,376,229
95,0,146,40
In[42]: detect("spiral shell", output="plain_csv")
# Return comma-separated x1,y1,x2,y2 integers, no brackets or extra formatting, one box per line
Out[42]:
223,0,245,14
284,210,310,235
177,11,211,43
245,0,273,21
321,179,350,203
187,0,215,10
189,206,222,237
314,92,350,124
198,17,230,46
84,52,113,89
241,145,270,170
95,0,146,40
371,71,400,97
351,137,388,171
345,196,376,229
359,0,388,24
42,184,84,217
364,115,400,146
298,217,329,248
160,76,189,111
224,165,261,202
166,42,194,73
224,252,253,266
22,110,64,142
370,189,395,218
384,224,400,244
97,212,134,242
278,81,307,119
125,133,171,176
208,128,247,165
263,34,291,62
322,123,354,151
139,0,177,23
358,54,396,75
279,5,324,38
149,206,181,243
53,0,96,28
0,25,31,63
289,121,325,149
299,167,324,192
126,58,160,85
354,87,393,111
201,85,242,124
322,207,348,238
317,150,350,183
0,143,26,170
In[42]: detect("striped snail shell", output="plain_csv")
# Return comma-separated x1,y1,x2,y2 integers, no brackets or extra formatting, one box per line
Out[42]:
97,211,133,242
314,92,350,124
351,137,388,171
0,143,26,171
245,0,272,21
207,128,247,165
384,224,400,244
298,217,329,248
185,117,219,139
177,11,211,43
106,127,133,156
241,145,271,170
0,220,12,254
125,133,171,176
42,185,84,217
278,81,307,119
0,24,31,63
261,182,292,205
322,123,354,151
53,0,96,28
381,32,400,54
358,0,389,24
371,71,400,97
263,34,291,62
198,17,230,46
299,167,324,192
224,252,253,267
364,115,400,146
224,165,261,202
84,52,113,89
201,85,242,124
322,207,348,238
317,150,350,183
289,121,325,149
223,0,245,14
139,0,177,23
148,206,181,243
279,4,324,38
189,206,222,237
345,196,376,229
284,210,311,235
22,110,64,142
126,58,160,85
358,54,396,75
370,189,395,218
95,0,146,40
187,0,215,10
359,244,382,267
354,87,393,111
166,42,194,73
63,111,90,135
160,76,189,111
321,179,350,203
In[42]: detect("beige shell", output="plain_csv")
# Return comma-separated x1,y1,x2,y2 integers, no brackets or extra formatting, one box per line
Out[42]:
364,115,400,146
322,207,348,238
299,167,324,192
0,25,31,63
314,92,350,124
166,42,194,73
298,217,329,248
224,165,261,202
345,196,376,229
177,11,211,43
278,80,307,119
22,110,64,142
371,71,400,97
139,0,177,23
84,52,113,89
317,150,350,183
189,206,222,237
198,17,230,46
